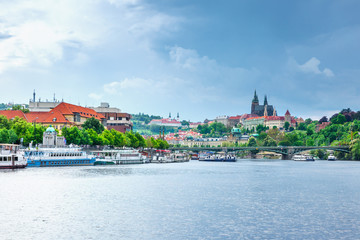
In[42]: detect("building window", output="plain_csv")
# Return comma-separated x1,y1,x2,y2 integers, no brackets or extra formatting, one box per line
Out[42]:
74,113,80,122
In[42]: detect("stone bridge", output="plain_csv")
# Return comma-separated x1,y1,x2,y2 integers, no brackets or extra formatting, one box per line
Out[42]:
169,146,350,160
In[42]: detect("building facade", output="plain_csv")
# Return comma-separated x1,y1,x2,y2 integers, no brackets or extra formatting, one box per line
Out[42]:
91,103,132,133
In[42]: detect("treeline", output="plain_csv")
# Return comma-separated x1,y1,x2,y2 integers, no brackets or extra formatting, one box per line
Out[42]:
132,113,161,124
197,122,230,138
61,126,169,149
0,115,169,149
0,116,45,145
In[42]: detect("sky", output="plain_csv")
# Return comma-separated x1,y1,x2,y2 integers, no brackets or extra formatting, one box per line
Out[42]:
0,0,359,122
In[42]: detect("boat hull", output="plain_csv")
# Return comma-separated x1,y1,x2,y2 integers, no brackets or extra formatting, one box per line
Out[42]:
27,158,95,167
199,158,236,162
0,164,27,169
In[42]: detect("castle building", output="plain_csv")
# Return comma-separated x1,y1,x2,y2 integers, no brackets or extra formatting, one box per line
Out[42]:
251,90,276,117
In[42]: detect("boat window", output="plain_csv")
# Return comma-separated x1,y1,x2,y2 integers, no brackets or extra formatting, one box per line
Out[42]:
15,156,18,161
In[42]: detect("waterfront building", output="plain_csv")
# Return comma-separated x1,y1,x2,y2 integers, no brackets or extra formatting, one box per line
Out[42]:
0,102,106,132
251,90,276,117
42,126,65,147
228,115,241,127
90,102,132,133
28,90,61,112
243,116,266,131
189,122,202,129
215,115,229,127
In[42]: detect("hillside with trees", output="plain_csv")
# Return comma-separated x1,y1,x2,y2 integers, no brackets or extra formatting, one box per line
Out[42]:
243,109,360,160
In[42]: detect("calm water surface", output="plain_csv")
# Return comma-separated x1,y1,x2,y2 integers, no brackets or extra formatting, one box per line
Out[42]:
1,160,360,240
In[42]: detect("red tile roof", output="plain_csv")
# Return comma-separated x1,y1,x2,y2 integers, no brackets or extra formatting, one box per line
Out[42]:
285,110,291,116
265,116,285,121
240,114,259,120
52,102,105,120
0,110,28,121
229,115,242,120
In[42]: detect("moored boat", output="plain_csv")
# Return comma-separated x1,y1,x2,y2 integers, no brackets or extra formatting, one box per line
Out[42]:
327,154,336,161
199,152,236,162
292,154,315,161
92,148,147,165
25,147,95,167
0,144,27,169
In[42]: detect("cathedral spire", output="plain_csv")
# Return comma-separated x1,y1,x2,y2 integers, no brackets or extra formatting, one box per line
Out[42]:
264,105,268,117
264,95,268,105
252,90,259,103
273,107,277,116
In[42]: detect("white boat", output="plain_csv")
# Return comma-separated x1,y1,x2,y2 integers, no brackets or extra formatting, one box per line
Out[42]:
199,152,236,162
327,154,336,161
292,154,314,161
152,150,173,163
25,147,95,167
0,144,27,169
92,149,147,165
173,152,189,162
151,150,189,163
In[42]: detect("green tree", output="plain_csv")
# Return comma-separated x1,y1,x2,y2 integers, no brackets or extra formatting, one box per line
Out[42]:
80,129,92,145
256,124,267,133
0,115,11,129
297,122,306,130
135,132,146,148
82,117,105,134
125,131,139,148
8,129,18,144
247,136,259,156
0,129,9,143
101,129,115,146
263,135,277,146
284,122,290,131
87,128,103,146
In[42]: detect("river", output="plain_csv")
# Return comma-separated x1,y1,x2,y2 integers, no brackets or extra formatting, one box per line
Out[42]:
1,160,360,239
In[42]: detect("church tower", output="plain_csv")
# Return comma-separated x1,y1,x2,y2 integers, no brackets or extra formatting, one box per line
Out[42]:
251,90,259,114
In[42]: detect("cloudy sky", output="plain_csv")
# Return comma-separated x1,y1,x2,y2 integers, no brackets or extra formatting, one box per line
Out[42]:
0,0,359,121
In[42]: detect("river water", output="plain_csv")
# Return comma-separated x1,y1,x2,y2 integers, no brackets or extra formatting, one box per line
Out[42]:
1,160,360,240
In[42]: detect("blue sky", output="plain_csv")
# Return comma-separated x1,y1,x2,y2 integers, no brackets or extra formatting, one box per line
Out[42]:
0,0,359,121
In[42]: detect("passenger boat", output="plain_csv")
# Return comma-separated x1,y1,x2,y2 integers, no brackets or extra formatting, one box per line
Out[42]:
25,147,95,167
152,150,172,163
92,149,147,165
151,150,189,163
292,154,315,161
0,144,27,169
173,152,190,162
327,154,336,161
199,152,236,162
190,153,199,160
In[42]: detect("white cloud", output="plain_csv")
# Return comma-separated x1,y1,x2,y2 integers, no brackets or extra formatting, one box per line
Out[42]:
323,68,334,77
104,78,153,94
88,93,102,100
0,0,181,73
298,57,334,77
